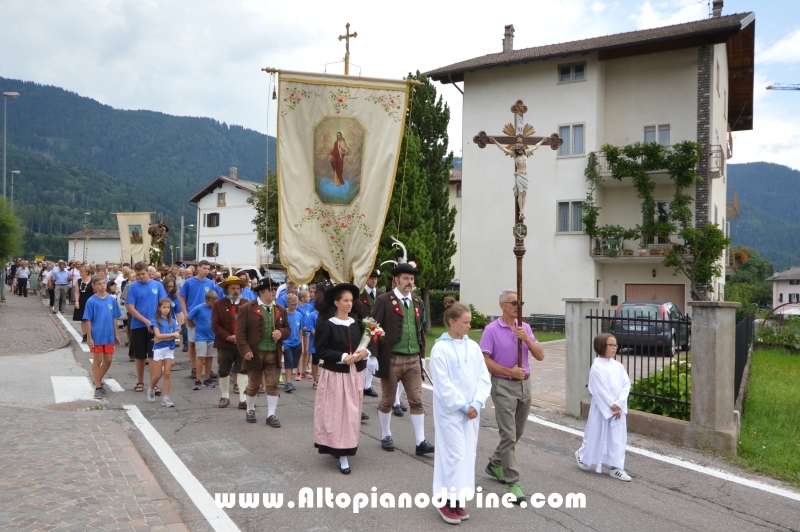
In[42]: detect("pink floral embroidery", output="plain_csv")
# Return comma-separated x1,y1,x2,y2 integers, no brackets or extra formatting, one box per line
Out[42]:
281,87,320,115
365,93,403,122
295,201,374,267
329,88,352,113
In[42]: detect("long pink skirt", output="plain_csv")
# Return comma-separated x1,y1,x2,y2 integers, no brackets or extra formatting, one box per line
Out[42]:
314,365,365,457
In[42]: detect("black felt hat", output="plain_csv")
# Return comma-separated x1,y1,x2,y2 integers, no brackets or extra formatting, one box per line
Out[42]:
255,276,279,292
391,262,419,277
323,283,360,306
369,269,380,278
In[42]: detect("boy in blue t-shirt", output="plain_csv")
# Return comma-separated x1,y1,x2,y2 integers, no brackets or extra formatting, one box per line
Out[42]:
305,307,319,389
297,289,314,381
83,275,122,399
188,290,218,390
179,260,223,380
125,263,168,393
282,293,303,392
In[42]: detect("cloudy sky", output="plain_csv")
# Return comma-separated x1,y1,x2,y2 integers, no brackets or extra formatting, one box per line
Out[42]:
1,0,799,169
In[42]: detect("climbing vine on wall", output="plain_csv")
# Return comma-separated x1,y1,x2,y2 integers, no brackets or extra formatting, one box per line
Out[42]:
581,141,730,301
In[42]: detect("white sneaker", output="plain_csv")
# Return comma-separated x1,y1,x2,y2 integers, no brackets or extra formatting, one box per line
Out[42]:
147,388,156,402
609,469,631,482
162,396,174,407
575,450,591,471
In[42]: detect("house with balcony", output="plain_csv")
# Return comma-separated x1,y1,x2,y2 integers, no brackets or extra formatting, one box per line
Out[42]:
188,167,269,267
428,2,753,315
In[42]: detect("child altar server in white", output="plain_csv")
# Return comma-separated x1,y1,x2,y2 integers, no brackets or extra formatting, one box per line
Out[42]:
430,303,492,524
576,333,632,481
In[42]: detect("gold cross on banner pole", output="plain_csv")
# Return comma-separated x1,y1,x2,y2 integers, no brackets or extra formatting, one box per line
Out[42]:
338,23,357,75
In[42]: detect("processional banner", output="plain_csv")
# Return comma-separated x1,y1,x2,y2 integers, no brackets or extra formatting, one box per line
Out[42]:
276,70,409,288
114,212,153,264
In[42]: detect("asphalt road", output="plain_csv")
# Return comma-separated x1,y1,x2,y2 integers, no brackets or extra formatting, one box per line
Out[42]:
85,339,800,532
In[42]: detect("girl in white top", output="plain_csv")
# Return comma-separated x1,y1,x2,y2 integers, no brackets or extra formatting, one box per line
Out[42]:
575,333,632,481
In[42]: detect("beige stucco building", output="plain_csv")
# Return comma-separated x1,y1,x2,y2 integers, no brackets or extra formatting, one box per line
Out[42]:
429,6,754,316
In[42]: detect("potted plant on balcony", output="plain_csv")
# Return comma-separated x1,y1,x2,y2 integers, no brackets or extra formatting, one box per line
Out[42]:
623,248,634,256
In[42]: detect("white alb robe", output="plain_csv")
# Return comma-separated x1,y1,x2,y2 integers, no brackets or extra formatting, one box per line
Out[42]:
577,357,631,472
430,335,492,498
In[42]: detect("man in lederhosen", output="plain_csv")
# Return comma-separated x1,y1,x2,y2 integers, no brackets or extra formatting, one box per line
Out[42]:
371,263,434,455
360,268,383,398
235,276,290,427
212,274,249,408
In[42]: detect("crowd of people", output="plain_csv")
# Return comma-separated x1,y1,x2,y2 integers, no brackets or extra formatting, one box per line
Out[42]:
4,255,633,523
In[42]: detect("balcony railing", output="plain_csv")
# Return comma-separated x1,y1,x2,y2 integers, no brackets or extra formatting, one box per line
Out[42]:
590,232,685,259
590,145,723,181
727,186,739,220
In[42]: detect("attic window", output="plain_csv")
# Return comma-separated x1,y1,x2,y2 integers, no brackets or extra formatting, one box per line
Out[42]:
790,280,800,285
558,62,585,83
217,192,226,207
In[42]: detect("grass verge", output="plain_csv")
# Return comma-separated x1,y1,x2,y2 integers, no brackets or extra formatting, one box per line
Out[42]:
424,326,564,357
728,348,800,489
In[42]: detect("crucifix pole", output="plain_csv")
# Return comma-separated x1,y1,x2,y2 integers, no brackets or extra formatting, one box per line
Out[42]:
473,100,563,368
338,23,357,75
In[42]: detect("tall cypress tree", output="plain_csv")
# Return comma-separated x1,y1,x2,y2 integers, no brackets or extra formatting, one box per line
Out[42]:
377,73,457,333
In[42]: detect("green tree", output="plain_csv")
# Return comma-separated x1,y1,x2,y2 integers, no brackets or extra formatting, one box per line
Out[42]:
726,245,773,306
248,170,279,262
0,196,23,259
377,73,456,332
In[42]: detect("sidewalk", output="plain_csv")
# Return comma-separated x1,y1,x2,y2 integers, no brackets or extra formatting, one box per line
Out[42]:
0,293,189,531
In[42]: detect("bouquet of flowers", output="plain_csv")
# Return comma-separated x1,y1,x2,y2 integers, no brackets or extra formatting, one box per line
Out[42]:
149,246,162,265
356,317,384,352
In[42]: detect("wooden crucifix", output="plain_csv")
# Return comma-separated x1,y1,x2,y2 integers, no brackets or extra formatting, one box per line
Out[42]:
473,99,562,367
338,23,357,75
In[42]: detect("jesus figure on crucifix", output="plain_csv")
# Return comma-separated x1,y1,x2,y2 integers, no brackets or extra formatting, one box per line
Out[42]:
488,134,546,220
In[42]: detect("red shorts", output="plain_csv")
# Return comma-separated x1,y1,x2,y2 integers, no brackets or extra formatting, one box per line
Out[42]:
91,344,115,355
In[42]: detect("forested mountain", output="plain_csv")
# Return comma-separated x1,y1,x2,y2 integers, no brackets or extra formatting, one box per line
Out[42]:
728,162,800,270
1,76,274,259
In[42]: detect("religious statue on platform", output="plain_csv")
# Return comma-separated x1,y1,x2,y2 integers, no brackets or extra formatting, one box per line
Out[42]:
489,134,546,220
148,219,169,265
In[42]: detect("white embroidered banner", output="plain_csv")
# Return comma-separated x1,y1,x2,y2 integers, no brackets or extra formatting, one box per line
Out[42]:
276,70,409,287
114,212,153,264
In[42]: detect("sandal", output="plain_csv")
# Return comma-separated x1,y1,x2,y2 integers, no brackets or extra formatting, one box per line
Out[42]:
154,386,162,396
233,384,239,394
134,382,144,392
312,382,318,390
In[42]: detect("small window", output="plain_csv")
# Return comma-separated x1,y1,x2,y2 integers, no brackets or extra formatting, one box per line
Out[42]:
779,293,784,303
204,242,219,257
456,184,462,198
791,293,800,303
790,280,800,285
217,192,226,207
205,212,220,228
558,124,584,156
558,62,586,83
644,124,670,147
557,201,583,233
714,205,718,225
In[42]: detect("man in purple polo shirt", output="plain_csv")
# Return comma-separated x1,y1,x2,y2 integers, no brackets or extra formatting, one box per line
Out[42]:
479,289,545,505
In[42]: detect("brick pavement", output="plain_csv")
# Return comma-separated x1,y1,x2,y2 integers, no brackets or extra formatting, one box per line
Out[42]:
0,407,188,532
0,291,69,357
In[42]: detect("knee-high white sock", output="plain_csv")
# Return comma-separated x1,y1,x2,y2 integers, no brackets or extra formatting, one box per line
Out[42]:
411,414,425,445
395,382,405,406
246,395,255,412
267,395,278,417
219,376,230,399
364,370,373,389
339,456,350,469
238,374,249,402
379,411,392,439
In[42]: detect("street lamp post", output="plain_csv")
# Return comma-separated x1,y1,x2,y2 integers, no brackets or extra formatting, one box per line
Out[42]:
83,212,91,263
1,91,20,303
10,170,19,211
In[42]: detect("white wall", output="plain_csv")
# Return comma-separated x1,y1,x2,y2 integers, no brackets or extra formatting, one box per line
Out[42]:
196,182,262,266
68,239,122,264
458,46,716,316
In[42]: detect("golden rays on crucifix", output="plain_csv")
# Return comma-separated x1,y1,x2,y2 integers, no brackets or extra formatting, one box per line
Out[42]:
502,122,535,149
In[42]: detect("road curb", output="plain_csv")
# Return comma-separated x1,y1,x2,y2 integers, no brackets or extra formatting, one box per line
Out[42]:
40,297,72,349
105,420,190,531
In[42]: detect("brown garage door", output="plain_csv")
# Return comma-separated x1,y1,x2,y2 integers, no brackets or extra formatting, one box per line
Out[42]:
625,284,686,313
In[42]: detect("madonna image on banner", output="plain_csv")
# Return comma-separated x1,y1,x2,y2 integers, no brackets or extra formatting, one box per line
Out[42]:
129,225,143,243
314,116,365,205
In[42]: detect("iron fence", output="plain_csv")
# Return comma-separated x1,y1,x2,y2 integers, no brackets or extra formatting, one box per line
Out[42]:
587,309,692,419
734,314,755,402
